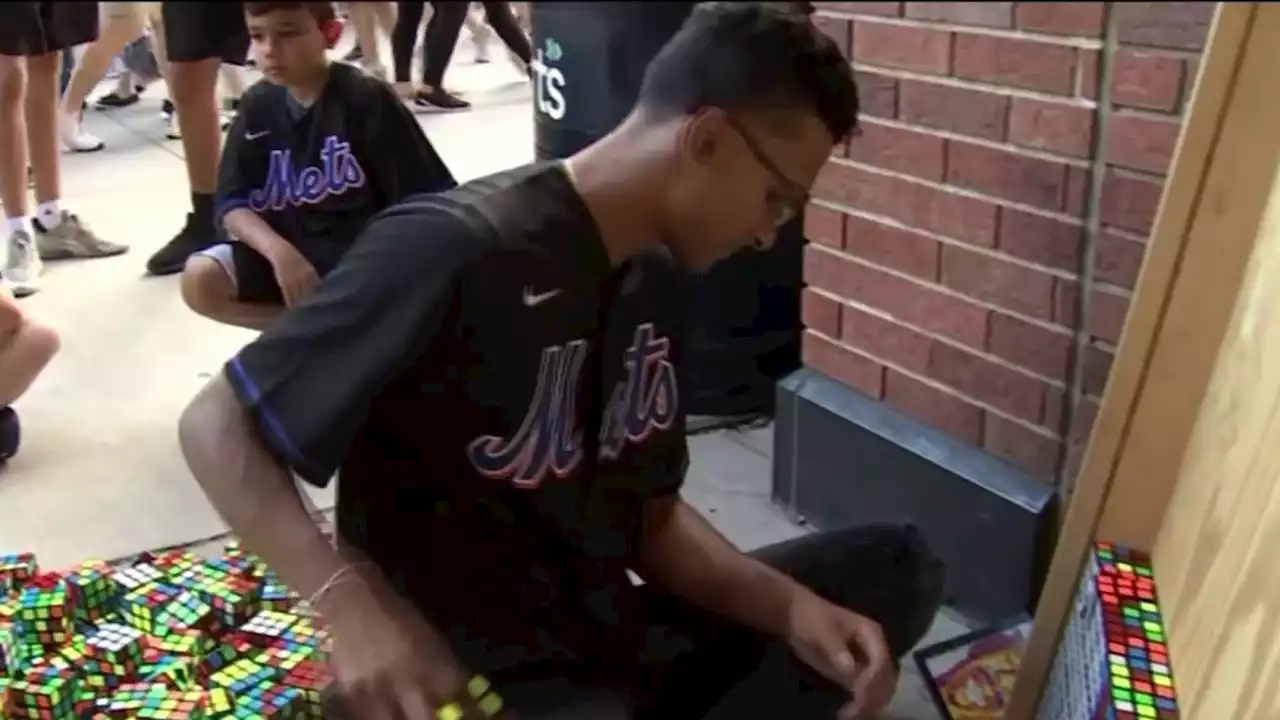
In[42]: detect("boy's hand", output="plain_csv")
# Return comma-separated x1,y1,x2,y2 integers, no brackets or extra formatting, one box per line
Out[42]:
268,245,321,307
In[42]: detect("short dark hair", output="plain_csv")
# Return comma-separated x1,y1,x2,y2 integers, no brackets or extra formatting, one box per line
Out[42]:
637,2,858,142
244,2,336,24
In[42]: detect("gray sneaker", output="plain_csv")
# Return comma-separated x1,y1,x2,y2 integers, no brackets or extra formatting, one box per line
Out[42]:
4,230,42,297
34,211,129,260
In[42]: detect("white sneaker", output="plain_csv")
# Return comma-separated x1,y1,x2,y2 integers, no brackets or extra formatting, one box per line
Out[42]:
4,231,42,297
60,112,105,153
165,111,232,140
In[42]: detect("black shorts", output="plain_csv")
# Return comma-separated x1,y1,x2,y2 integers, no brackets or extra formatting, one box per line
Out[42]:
0,3,99,57
162,1,249,65
198,242,339,305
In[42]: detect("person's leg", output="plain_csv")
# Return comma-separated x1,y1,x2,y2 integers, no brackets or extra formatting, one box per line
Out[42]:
347,3,387,79
0,50,36,296
180,244,285,331
415,1,470,110
392,1,427,97
26,5,129,264
632,523,944,719
61,3,146,152
147,1,249,277
0,301,59,462
466,4,491,63
478,1,530,69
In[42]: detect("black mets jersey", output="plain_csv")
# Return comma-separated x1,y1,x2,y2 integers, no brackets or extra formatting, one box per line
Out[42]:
214,62,456,271
225,163,689,672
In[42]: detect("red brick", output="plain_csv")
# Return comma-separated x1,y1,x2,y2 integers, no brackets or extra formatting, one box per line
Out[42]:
844,214,940,280
1115,2,1215,51
988,312,1072,380
904,2,1013,27
803,332,885,398
804,246,991,347
852,22,952,75
953,34,1078,95
1054,278,1079,327
841,304,932,373
1061,396,1101,486
1089,287,1130,345
898,80,1008,141
1064,166,1091,217
945,142,1070,212
998,208,1083,272
1015,2,1106,37
804,203,845,248
814,2,903,17
1044,386,1065,429
856,72,898,119
1095,230,1148,289
1105,113,1181,174
802,288,842,337
814,16,852,56
847,121,945,180
941,245,1056,320
1079,49,1099,100
984,415,1060,477
1008,98,1095,158
1112,49,1186,112
1081,343,1113,397
1100,170,1165,234
884,370,983,443
814,162,998,245
1181,57,1200,112
927,342,1046,422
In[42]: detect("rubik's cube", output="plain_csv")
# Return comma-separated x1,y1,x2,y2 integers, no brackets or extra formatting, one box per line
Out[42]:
151,551,202,576
83,621,146,677
149,627,215,658
156,590,220,637
114,563,166,595
123,584,184,637
0,552,37,593
283,660,332,716
1037,542,1181,720
4,664,79,719
64,561,118,624
200,574,259,629
257,570,296,613
147,653,200,691
241,610,297,647
15,574,77,646
208,655,281,698
240,684,310,717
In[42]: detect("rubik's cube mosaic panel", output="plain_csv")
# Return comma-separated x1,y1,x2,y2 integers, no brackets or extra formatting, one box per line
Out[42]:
0,543,331,718
1037,542,1180,720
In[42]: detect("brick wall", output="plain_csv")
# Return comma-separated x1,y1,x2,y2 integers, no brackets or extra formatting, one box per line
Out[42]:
802,2,1216,489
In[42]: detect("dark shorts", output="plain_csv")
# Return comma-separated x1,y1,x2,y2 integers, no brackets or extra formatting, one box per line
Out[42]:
323,523,945,720
198,242,340,305
162,1,249,65
0,3,99,57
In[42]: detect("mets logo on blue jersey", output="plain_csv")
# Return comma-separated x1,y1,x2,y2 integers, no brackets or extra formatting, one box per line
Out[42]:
248,134,366,212
466,323,679,489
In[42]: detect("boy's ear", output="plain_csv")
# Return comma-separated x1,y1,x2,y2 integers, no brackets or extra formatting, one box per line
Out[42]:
322,18,344,48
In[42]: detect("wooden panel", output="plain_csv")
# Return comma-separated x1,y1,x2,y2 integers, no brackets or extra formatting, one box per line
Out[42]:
1003,4,1262,716
1151,43,1280,719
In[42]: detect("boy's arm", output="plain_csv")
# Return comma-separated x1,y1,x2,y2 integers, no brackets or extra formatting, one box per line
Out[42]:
364,84,458,205
215,97,294,263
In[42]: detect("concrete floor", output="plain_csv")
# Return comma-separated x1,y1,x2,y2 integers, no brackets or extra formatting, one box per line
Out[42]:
0,40,965,718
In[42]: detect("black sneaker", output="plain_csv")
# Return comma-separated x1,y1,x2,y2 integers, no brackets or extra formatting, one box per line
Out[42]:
161,98,174,118
411,87,471,113
146,213,215,276
95,88,143,109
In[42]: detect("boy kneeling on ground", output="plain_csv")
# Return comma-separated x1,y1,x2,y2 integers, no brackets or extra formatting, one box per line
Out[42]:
182,1,456,330
0,287,59,461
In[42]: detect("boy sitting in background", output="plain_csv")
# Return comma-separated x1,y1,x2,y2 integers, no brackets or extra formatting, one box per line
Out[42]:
182,1,456,330
0,287,59,462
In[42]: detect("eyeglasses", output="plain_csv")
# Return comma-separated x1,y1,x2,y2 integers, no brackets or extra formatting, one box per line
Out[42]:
724,115,811,227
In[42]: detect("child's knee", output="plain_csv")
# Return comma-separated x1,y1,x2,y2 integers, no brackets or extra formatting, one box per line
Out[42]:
20,322,60,367
0,57,27,106
181,255,235,315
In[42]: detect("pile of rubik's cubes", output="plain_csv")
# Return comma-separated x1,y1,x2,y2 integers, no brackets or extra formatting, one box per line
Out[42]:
0,543,332,718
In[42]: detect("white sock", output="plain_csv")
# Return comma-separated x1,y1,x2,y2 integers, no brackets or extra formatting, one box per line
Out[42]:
5,216,32,237
36,201,61,230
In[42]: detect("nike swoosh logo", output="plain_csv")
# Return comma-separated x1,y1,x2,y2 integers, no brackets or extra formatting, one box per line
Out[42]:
523,288,562,306
245,130,271,140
